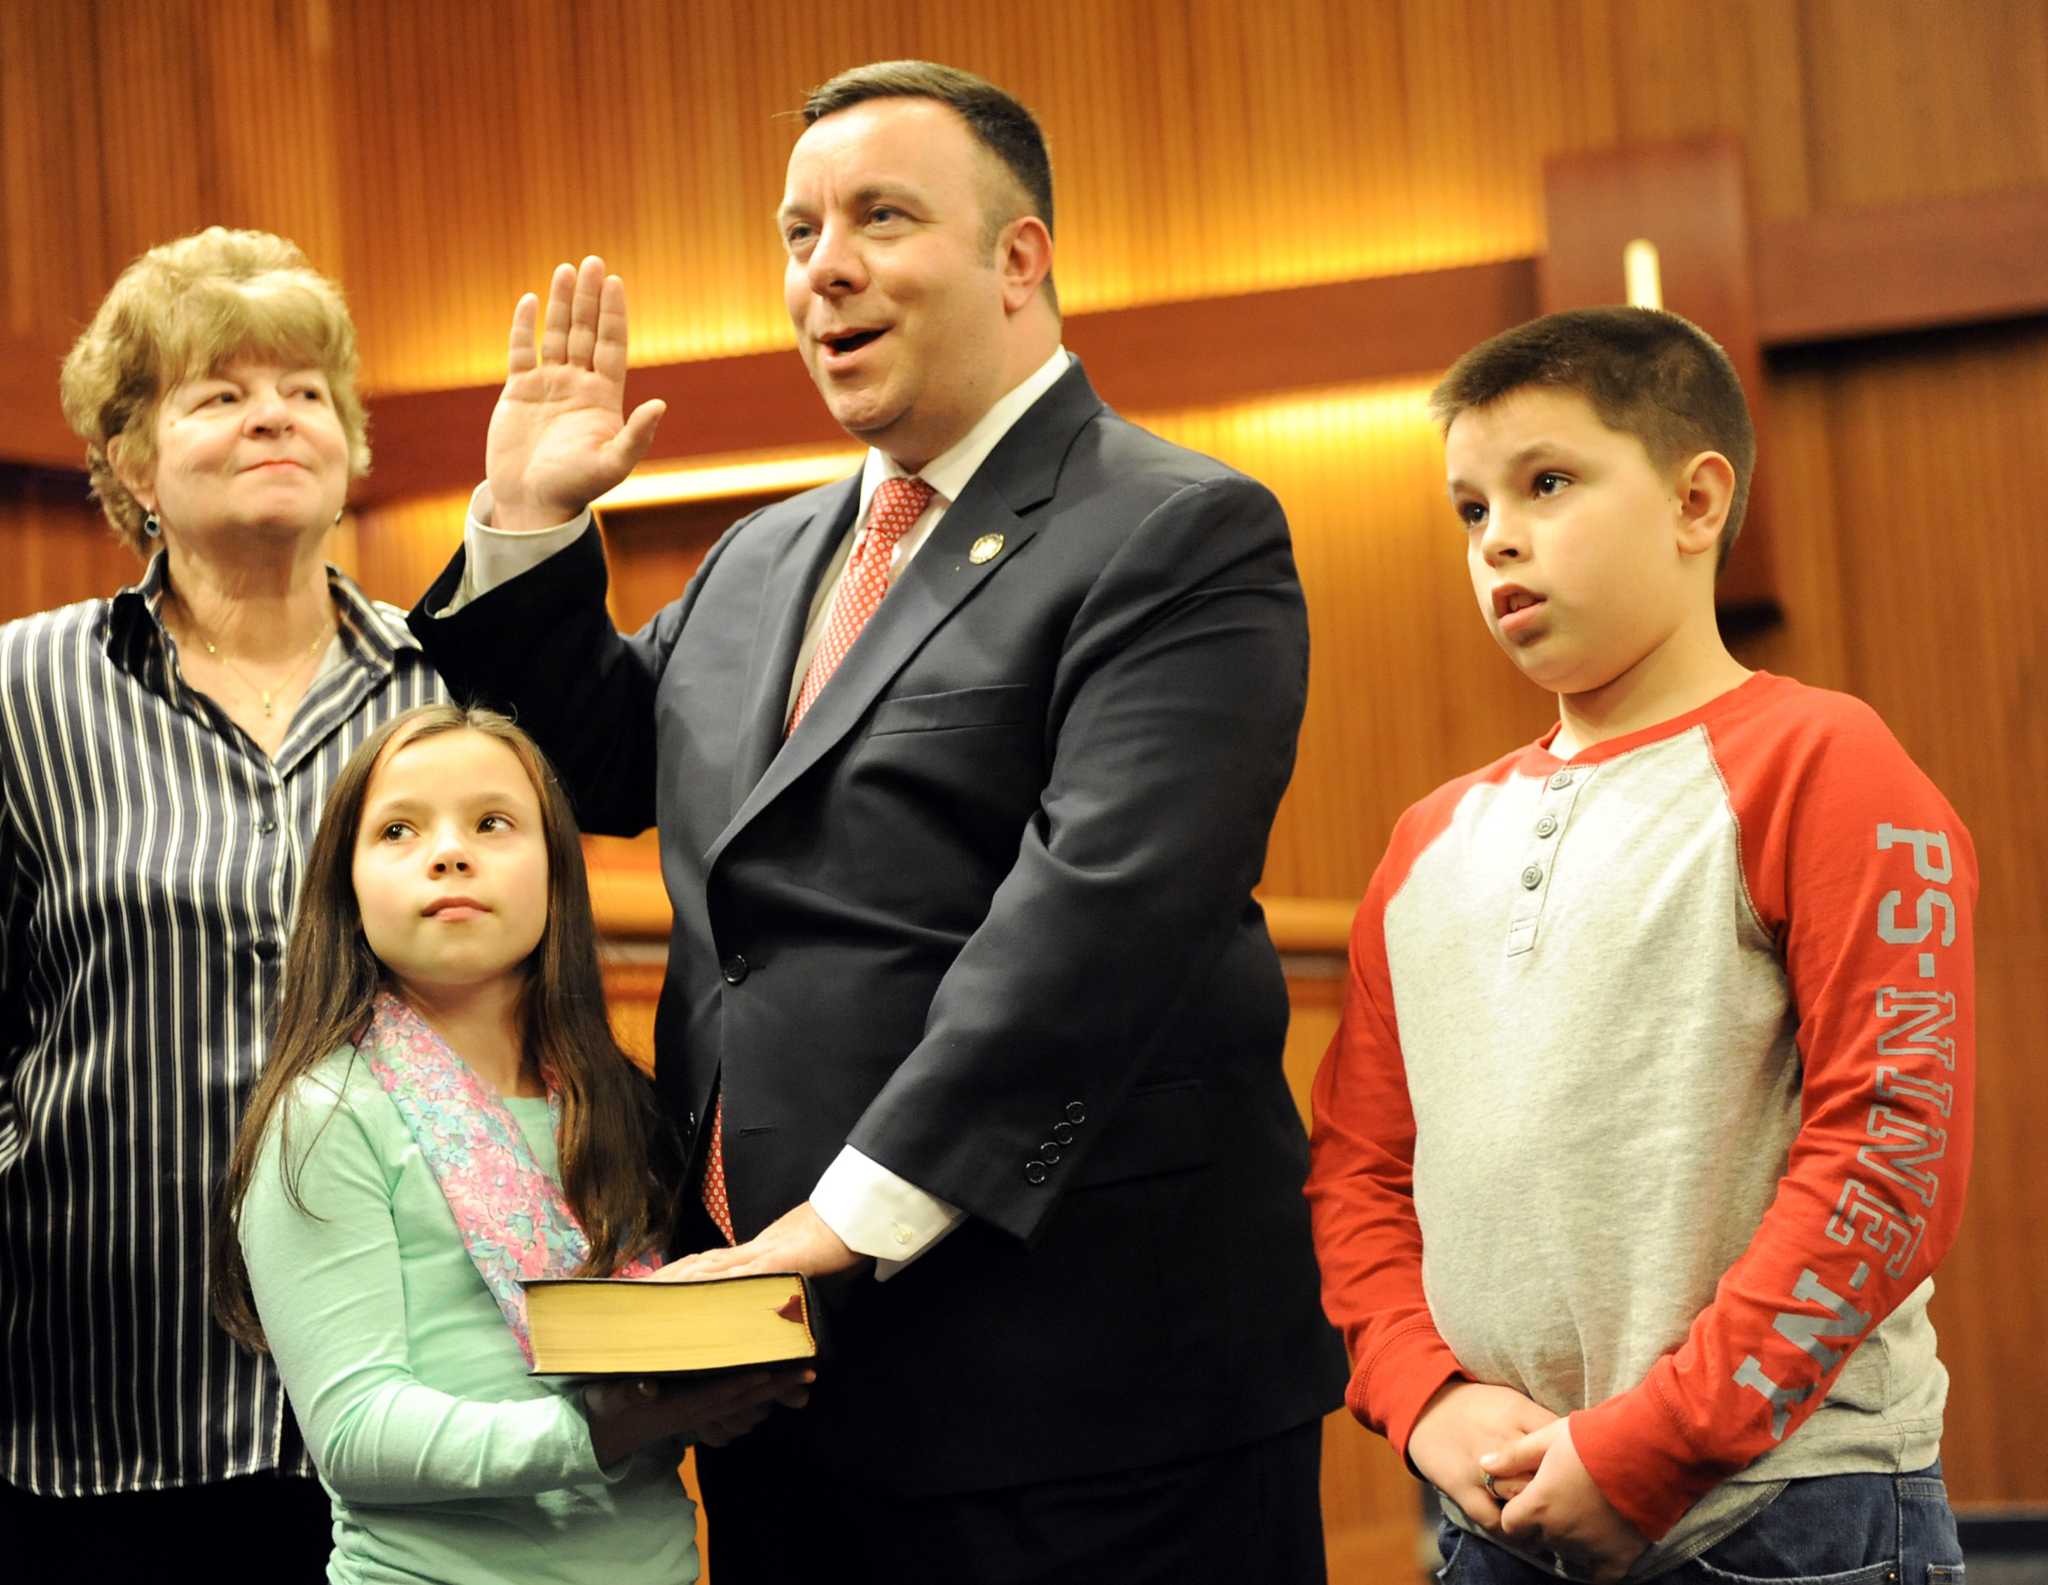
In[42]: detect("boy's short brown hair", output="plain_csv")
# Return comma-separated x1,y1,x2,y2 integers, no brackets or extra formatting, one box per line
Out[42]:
1430,307,1756,568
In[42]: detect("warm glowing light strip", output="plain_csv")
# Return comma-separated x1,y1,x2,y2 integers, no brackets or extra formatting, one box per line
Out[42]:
593,450,862,511
1623,239,1664,310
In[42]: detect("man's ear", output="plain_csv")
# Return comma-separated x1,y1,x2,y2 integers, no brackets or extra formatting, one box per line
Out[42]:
996,215,1053,314
1674,450,1736,561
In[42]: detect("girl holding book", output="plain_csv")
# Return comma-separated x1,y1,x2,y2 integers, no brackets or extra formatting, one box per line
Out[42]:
214,703,809,1584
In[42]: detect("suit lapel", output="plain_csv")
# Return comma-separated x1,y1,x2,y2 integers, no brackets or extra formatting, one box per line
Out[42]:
707,362,1106,871
727,475,862,807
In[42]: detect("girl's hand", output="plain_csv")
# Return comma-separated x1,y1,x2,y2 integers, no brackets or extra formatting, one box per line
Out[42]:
585,1367,814,1467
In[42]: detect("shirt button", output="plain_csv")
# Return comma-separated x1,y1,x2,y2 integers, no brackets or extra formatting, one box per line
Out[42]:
1549,770,1574,790
1521,865,1544,890
1534,814,1558,838
721,954,750,985
892,1223,914,1248
256,818,277,835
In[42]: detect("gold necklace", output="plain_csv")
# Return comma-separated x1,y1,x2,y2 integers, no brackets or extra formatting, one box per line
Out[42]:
171,596,337,717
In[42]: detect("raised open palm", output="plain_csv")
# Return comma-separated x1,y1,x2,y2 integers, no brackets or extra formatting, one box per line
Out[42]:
485,255,666,533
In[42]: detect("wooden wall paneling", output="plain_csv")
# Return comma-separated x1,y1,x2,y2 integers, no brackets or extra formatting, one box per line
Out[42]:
1796,0,2048,211
0,472,137,625
596,492,763,631
1726,365,1849,690
77,1,339,277
345,488,472,610
600,952,667,1074
1599,0,1811,214
5,0,2048,408
1539,139,1778,615
0,332,83,473
1754,190,2048,346
1759,322,2048,1507
126,0,1678,394
355,172,2048,508
355,263,1539,504
0,1,118,353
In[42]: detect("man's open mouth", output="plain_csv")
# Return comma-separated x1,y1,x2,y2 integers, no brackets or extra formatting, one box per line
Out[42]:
823,329,886,355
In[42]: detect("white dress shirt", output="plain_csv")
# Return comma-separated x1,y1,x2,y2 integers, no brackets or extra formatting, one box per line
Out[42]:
447,347,1072,1275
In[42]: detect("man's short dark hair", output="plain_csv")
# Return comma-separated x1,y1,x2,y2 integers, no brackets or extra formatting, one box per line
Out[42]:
804,60,1057,310
1430,307,1757,568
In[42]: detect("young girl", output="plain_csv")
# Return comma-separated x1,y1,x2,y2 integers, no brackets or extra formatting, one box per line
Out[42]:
213,704,808,1584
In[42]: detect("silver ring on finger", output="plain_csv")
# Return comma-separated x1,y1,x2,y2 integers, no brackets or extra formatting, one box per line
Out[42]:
1479,1467,1501,1500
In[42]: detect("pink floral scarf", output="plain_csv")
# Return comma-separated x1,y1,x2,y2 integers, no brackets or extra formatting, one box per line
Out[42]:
360,991,659,1363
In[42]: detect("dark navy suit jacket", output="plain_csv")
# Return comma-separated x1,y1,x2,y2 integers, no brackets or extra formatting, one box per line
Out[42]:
413,363,1347,1492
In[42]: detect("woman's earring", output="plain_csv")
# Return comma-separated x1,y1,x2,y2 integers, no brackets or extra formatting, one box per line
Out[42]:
143,512,162,539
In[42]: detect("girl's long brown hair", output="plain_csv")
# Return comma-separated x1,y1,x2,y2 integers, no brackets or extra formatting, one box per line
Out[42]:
211,704,679,1350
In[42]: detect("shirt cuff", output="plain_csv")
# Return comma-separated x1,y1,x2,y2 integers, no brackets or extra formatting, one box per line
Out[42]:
811,1146,964,1280
438,482,591,615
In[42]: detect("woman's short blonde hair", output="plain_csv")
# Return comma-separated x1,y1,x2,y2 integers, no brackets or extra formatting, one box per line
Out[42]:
59,227,372,553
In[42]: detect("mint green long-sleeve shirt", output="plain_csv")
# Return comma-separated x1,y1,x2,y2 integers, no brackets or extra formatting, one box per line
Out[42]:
239,1048,698,1584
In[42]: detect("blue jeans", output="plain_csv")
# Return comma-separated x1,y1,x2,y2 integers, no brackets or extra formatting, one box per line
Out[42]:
1436,1462,1964,1584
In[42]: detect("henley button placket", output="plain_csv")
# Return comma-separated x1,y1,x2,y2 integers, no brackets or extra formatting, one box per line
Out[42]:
1506,765,1591,957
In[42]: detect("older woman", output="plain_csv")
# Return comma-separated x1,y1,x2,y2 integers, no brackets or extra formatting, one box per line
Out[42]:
0,229,441,1571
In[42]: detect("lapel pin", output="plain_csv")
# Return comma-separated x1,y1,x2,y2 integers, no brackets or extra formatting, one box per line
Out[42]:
969,533,1005,565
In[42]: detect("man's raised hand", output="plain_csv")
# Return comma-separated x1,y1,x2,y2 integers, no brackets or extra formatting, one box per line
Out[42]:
486,256,667,534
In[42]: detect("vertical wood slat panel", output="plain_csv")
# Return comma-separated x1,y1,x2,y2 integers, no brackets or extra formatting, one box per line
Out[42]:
0,0,2031,403
0,475,139,625
10,0,2045,402
1752,324,2048,1507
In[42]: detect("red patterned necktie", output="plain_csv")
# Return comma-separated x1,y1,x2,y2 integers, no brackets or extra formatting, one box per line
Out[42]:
699,474,937,1244
788,474,936,732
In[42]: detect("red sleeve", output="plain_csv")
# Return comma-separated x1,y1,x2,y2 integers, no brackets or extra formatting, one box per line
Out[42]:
1305,796,1470,1460
1573,695,1977,1539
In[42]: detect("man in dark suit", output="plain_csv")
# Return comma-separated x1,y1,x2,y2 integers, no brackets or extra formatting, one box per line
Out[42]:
413,60,1346,1585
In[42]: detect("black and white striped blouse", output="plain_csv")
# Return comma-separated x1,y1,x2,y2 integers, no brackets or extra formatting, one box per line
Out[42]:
0,552,445,1496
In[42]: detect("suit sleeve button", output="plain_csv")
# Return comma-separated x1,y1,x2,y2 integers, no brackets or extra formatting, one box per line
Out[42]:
1024,1160,1049,1185
1052,1122,1075,1145
1038,1143,1061,1163
721,954,750,985
1064,1101,1087,1125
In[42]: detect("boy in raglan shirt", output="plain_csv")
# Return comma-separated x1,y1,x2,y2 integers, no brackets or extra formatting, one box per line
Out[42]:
1305,307,1974,1584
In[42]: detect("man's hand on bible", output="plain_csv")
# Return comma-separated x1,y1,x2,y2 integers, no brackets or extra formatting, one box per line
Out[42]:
654,1201,872,1283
